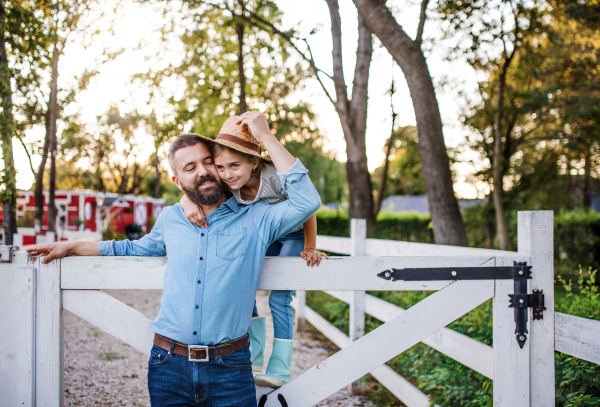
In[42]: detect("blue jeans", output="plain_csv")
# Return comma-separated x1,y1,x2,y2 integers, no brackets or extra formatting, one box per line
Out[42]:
253,229,304,339
147,344,256,407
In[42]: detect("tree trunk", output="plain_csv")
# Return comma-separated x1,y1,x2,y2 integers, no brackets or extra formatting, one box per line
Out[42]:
327,0,376,237
154,146,160,198
47,46,60,236
34,106,51,232
582,141,591,210
374,128,397,217
236,21,247,114
492,70,509,250
0,0,17,245
352,0,468,246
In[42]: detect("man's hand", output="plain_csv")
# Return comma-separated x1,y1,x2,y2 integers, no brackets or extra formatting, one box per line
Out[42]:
300,249,329,267
235,112,273,144
180,194,208,228
27,242,74,264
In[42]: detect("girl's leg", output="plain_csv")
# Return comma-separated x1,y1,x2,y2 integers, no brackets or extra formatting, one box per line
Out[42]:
269,230,304,339
250,240,282,372
255,230,304,388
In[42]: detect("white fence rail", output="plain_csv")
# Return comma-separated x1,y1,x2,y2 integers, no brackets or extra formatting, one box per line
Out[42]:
2,210,599,407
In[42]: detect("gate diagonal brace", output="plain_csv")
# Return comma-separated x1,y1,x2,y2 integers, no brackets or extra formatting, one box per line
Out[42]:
377,262,544,349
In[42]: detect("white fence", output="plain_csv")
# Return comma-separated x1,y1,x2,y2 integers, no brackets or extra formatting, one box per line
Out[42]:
1,210,599,407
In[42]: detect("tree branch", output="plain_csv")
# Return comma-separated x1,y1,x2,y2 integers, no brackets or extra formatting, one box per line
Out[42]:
327,0,349,113
416,0,430,45
16,136,37,178
350,14,372,138
190,0,335,105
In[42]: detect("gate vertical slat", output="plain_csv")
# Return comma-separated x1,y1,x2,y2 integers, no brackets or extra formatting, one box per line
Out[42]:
349,218,366,395
294,290,307,332
0,250,35,407
493,254,530,406
35,258,63,407
518,211,555,406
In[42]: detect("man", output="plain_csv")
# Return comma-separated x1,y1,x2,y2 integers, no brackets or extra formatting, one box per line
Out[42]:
27,112,321,406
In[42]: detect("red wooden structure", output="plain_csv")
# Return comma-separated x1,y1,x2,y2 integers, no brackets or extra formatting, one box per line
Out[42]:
0,189,166,246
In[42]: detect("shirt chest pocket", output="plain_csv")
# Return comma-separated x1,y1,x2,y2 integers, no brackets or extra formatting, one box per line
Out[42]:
216,227,247,261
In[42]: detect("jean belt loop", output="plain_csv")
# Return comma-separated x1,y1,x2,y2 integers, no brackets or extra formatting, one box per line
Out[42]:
168,341,176,357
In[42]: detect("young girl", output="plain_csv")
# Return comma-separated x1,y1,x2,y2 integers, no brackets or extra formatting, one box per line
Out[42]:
180,112,327,388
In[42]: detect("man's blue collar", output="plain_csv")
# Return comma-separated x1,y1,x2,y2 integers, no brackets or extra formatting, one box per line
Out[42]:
222,196,241,213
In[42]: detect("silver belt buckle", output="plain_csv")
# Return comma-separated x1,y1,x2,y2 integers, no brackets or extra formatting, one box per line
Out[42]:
188,345,210,362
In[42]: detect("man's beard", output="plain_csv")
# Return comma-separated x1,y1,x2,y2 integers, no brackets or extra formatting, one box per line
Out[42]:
181,174,225,206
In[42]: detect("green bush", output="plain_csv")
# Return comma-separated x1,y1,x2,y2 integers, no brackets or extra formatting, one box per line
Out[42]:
317,208,600,279
307,267,600,407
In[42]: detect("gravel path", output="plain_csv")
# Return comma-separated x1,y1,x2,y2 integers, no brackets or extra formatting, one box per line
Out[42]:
63,289,373,406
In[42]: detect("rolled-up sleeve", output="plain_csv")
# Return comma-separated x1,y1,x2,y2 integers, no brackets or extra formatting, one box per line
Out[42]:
99,212,167,257
253,158,321,245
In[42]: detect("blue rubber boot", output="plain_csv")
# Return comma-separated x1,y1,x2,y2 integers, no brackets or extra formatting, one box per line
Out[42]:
254,338,293,388
249,317,266,372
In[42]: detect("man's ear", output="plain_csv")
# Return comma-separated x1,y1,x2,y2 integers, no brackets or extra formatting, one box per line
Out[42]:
172,175,184,191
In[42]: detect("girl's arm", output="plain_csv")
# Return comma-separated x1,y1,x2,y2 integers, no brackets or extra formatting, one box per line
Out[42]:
235,112,295,174
300,213,329,267
180,194,208,228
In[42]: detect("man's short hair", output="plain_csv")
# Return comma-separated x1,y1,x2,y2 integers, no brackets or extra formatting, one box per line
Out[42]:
168,133,212,174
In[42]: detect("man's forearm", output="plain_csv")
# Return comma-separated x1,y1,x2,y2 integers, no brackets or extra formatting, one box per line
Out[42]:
68,241,100,256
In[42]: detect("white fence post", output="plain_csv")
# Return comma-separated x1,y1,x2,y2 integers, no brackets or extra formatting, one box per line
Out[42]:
493,254,530,407
0,248,35,407
294,290,307,332
349,218,366,395
35,257,64,407
518,211,555,406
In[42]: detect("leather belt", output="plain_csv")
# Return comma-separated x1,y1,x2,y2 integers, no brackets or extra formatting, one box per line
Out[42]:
154,333,249,362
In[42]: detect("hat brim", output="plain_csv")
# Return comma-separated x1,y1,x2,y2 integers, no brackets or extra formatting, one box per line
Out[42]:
202,135,272,162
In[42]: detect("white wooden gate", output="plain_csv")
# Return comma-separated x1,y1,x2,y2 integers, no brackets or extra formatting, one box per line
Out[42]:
0,211,569,406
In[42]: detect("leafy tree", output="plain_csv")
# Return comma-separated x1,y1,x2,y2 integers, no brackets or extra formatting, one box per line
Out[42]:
137,0,347,203
439,0,547,250
351,0,469,246
1,0,51,244
58,107,150,195
372,126,426,198
458,3,600,232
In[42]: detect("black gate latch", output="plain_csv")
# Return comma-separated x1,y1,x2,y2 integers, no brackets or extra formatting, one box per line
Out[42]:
509,290,546,320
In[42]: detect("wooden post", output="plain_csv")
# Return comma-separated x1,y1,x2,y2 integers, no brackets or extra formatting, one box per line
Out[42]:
35,257,63,407
0,249,35,407
294,290,307,332
518,211,555,406
349,218,366,395
493,254,530,406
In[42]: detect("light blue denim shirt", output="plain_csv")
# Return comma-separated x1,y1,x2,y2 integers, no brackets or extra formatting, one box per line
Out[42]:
99,159,320,346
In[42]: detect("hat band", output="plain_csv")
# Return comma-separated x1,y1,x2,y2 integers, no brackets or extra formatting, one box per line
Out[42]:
217,133,261,154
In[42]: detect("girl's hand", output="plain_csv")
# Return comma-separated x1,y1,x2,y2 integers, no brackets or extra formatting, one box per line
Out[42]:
235,112,273,144
300,249,329,267
180,194,208,228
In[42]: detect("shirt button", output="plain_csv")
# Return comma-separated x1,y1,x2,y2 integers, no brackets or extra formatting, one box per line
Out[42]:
195,305,199,309
201,233,204,236
197,280,201,284
200,257,203,260
193,331,197,335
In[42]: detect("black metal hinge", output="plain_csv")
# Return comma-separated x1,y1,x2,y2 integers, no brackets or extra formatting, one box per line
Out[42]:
377,261,543,349
377,265,532,281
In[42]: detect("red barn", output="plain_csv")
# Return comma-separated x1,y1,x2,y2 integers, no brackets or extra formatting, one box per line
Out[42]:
0,189,166,246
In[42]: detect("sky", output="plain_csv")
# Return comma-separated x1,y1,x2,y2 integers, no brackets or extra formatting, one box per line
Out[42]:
9,0,489,198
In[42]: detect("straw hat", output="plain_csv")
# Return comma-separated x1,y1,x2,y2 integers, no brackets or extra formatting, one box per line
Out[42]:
198,115,272,162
